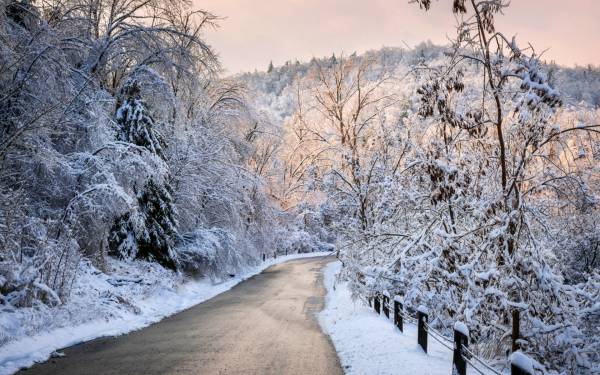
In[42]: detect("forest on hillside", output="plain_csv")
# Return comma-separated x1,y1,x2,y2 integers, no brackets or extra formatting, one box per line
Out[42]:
1,0,599,373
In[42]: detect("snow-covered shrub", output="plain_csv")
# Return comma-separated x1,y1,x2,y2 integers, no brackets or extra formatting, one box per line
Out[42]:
177,228,242,279
276,229,333,255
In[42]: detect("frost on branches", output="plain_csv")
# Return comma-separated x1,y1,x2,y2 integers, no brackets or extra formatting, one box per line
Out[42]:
237,1,598,373
238,27,599,373
0,0,329,354
0,0,598,373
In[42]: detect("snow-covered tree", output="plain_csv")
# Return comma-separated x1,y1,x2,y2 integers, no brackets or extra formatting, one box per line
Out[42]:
115,81,165,158
234,4,600,373
109,180,178,269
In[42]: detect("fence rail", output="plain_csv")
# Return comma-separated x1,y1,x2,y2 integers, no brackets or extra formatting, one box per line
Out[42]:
370,292,534,375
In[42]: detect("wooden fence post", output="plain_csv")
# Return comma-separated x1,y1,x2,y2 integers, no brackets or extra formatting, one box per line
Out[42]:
374,293,381,314
453,322,469,375
382,291,390,318
510,351,534,375
262,253,266,262
512,309,520,352
394,297,403,332
417,306,428,353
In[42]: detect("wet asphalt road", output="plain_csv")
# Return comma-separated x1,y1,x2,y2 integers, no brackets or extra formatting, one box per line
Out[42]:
21,256,342,375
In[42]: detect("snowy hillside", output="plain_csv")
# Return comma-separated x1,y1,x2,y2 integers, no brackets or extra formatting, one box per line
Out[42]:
240,44,600,123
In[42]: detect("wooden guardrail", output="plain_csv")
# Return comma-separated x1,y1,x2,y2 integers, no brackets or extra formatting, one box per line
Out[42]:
371,292,535,375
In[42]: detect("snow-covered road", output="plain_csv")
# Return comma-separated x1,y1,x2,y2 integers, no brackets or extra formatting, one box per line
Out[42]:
0,252,336,375
13,255,342,375
5,256,501,375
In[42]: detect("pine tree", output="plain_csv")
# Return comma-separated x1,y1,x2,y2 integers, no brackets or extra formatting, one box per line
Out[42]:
115,81,164,158
135,179,178,269
267,61,274,73
109,79,178,269
108,212,137,259
109,180,178,269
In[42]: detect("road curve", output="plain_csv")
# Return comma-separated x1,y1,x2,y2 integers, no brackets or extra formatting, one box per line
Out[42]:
21,256,342,375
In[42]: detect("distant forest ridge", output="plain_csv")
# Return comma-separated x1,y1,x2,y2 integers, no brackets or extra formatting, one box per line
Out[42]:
241,44,600,107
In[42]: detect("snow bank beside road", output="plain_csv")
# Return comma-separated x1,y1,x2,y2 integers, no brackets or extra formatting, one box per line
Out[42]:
0,252,332,375
318,261,454,375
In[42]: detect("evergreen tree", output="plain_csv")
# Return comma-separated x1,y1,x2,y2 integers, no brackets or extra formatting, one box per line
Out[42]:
115,81,165,158
267,60,274,73
109,79,178,269
108,212,137,260
109,180,178,269
135,179,178,269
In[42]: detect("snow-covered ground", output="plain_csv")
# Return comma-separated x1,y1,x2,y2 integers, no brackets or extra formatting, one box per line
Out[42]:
0,251,331,375
319,261,497,375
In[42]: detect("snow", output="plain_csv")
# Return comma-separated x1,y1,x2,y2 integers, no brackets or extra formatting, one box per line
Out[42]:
394,295,403,303
319,261,503,375
418,305,429,314
318,261,454,375
0,251,332,375
453,321,469,337
510,351,534,373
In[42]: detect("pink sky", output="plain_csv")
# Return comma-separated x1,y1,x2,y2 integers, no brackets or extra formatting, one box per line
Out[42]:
197,0,600,74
